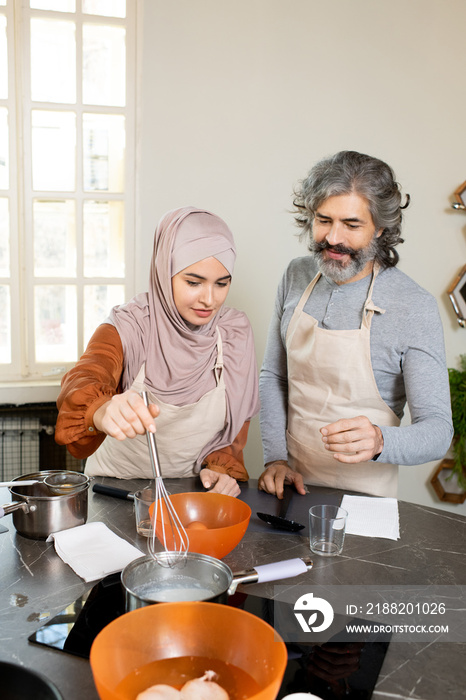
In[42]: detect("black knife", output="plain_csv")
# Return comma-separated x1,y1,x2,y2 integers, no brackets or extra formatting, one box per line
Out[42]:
92,483,135,500
256,486,305,532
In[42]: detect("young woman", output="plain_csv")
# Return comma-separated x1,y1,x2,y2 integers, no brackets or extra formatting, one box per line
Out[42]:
55,207,259,496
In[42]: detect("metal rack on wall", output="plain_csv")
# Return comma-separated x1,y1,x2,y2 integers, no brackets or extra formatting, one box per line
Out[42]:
0,403,83,480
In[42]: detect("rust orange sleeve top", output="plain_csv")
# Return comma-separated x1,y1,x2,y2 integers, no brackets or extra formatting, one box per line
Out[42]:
55,324,250,480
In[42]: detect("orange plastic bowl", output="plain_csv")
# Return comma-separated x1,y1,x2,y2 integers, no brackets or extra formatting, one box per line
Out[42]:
150,492,251,559
90,601,287,700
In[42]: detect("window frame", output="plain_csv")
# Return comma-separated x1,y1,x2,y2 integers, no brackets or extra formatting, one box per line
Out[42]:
0,0,136,384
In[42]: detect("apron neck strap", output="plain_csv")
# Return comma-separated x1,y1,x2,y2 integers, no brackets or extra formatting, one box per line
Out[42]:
295,271,321,313
294,261,385,330
213,327,224,383
362,262,385,329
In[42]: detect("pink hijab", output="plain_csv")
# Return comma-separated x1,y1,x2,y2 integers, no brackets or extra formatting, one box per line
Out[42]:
106,207,259,465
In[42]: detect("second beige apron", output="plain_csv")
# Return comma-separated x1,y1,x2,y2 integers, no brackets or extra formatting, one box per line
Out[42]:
286,265,400,497
85,329,227,479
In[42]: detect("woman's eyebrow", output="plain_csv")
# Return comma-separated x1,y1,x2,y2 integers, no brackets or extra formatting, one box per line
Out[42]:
184,273,232,282
185,273,205,280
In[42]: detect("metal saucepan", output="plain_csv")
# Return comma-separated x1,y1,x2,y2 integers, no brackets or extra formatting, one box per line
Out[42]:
122,552,313,611
0,471,90,540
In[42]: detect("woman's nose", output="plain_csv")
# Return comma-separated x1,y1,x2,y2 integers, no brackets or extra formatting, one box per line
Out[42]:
199,285,214,306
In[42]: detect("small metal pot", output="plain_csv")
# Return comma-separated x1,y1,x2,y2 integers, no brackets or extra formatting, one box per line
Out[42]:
0,471,90,540
122,552,312,611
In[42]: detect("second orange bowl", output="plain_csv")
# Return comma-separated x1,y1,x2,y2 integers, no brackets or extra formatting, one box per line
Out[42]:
150,492,251,559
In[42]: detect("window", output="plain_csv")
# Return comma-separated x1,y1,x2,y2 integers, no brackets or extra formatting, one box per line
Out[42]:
0,0,135,382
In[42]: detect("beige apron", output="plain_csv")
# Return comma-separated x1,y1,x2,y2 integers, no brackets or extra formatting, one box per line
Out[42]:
286,264,400,497
85,329,227,479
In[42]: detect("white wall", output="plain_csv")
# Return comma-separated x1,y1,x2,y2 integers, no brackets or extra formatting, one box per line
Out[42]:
137,0,466,514
5,1,465,514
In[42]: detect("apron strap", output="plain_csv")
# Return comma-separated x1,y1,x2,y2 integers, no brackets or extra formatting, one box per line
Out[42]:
213,327,224,384
296,272,321,312
362,262,385,330
286,272,321,342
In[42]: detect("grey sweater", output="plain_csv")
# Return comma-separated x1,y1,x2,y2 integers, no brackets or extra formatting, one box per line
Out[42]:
260,256,453,467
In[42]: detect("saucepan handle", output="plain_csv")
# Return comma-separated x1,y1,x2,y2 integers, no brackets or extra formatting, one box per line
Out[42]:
254,557,312,582
0,501,31,518
228,556,312,595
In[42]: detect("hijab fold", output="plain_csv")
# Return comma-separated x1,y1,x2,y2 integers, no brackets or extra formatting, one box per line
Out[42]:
106,207,259,466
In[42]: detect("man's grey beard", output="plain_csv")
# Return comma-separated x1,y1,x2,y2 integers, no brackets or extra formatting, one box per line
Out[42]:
309,236,379,283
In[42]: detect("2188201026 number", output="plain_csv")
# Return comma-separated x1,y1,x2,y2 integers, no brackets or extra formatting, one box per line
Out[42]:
362,601,446,615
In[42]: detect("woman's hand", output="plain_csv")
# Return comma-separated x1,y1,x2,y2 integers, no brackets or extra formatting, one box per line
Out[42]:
199,469,241,497
320,416,384,462
93,390,160,440
258,460,307,499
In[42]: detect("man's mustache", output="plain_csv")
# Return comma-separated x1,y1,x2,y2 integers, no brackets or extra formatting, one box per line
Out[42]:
314,240,357,257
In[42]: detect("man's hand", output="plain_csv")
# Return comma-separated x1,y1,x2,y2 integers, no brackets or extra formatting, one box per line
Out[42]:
93,390,159,439
320,416,383,463
258,460,307,499
199,469,241,497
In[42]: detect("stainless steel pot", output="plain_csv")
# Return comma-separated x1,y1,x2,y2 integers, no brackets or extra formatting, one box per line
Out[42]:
0,471,90,540
122,552,313,611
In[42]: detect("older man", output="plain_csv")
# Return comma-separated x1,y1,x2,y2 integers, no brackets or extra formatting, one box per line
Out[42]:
259,151,453,498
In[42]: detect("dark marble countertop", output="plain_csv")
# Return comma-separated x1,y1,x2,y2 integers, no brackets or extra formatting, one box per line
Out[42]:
0,477,465,699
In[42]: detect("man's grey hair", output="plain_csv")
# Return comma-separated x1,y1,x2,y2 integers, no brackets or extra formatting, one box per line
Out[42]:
293,151,409,268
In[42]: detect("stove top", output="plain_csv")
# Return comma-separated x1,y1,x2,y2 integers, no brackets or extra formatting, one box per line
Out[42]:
29,573,389,699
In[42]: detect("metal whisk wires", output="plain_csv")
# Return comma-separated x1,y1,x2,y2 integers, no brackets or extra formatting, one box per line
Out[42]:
141,390,189,568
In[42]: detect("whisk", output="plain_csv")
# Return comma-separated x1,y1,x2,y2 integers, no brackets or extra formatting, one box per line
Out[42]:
141,390,189,568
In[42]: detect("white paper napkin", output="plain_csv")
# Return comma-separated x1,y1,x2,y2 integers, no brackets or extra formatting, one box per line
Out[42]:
47,521,144,582
341,495,400,540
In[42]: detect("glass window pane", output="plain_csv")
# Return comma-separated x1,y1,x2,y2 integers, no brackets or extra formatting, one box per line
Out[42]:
31,18,76,104
0,15,7,99
34,285,77,363
0,1,6,6
0,284,11,364
30,1,75,11
83,0,125,18
84,284,124,346
83,200,124,277
83,113,125,192
0,197,9,276
0,107,8,189
83,24,125,106
32,110,76,191
34,200,76,277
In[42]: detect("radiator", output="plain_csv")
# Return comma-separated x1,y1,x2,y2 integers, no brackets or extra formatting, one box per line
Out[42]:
0,417,41,480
